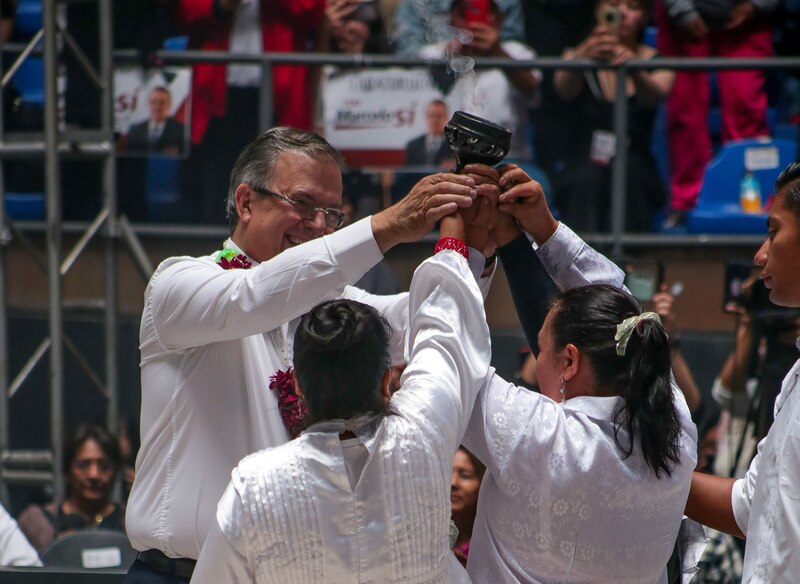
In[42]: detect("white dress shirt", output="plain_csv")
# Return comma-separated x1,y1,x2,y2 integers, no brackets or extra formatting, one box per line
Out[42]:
191,250,491,583
126,217,495,560
127,218,409,559
463,223,698,583
732,352,800,583
0,503,41,567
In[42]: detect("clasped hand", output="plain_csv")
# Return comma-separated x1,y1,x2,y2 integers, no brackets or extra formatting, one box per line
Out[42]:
440,163,559,255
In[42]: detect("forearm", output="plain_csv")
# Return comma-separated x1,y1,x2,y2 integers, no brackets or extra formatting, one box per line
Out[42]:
154,219,382,348
719,323,753,393
553,50,584,101
497,234,558,357
685,472,744,539
402,252,491,438
631,69,674,105
671,350,702,413
536,223,626,291
492,46,539,94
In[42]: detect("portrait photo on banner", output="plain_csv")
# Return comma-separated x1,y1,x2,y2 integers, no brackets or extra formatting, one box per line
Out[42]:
114,67,191,159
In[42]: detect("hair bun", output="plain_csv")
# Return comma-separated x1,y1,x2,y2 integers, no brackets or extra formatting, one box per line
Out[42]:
303,300,365,352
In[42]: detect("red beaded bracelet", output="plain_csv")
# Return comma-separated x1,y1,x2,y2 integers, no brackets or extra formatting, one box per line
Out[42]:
434,237,469,259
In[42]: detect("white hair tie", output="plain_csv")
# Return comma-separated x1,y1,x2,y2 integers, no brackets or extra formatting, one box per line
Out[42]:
614,312,662,357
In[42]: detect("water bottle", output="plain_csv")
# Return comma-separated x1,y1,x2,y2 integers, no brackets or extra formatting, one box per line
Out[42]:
740,171,762,214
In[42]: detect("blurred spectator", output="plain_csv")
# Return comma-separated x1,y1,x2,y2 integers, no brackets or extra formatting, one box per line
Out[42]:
392,0,524,56
656,0,777,226
405,99,452,167
553,0,674,233
650,282,702,413
1,0,13,43
122,86,186,156
377,0,402,39
173,0,326,223
17,425,125,555
417,0,541,161
710,278,800,477
318,0,391,54
450,446,485,567
521,1,595,192
0,503,41,567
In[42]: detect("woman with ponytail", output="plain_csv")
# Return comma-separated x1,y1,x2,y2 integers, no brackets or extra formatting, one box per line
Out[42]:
193,199,494,584
462,163,697,583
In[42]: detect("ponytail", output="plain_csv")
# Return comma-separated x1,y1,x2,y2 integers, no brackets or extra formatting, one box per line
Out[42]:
550,285,682,477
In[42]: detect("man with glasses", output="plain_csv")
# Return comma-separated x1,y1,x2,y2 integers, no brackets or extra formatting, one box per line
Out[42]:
124,127,482,584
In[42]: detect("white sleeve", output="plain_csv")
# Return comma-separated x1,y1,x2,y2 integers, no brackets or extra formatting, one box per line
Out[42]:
192,483,252,584
731,440,764,536
392,250,492,446
0,503,41,567
535,222,626,291
146,217,384,351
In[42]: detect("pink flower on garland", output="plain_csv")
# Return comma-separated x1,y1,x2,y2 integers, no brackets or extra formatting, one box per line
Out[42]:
215,248,252,270
269,367,307,438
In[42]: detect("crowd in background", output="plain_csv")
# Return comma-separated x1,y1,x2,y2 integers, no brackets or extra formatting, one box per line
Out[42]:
3,0,800,230
2,1,800,582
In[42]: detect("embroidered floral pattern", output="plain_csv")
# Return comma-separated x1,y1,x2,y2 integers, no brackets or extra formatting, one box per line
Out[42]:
269,367,307,439
215,248,252,270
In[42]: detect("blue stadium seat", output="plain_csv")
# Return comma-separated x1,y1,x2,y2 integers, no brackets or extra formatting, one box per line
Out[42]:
5,192,45,220
145,155,181,221
12,57,45,107
13,0,42,38
686,138,797,234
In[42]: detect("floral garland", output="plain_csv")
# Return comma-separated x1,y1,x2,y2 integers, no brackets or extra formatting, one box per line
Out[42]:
214,243,307,437
214,247,252,270
269,367,308,439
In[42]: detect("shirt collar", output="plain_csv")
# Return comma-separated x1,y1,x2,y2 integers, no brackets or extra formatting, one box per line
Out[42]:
561,394,623,422
222,237,259,267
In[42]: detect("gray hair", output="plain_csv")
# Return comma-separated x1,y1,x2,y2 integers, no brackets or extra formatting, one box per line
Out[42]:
225,127,346,232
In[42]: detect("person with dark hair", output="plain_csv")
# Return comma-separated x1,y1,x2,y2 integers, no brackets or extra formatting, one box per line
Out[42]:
124,86,186,156
685,161,800,582
192,204,492,583
655,0,777,226
458,163,697,582
319,0,391,54
17,424,125,555
450,446,485,567
552,0,674,233
405,100,452,167
124,127,485,583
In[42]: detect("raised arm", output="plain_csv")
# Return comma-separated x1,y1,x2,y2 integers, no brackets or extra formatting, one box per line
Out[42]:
147,218,385,351
393,209,491,444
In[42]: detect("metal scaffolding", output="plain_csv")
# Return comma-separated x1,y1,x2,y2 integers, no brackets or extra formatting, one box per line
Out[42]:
0,0,120,504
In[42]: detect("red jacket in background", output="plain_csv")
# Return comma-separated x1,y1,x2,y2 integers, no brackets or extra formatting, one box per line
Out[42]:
173,0,325,144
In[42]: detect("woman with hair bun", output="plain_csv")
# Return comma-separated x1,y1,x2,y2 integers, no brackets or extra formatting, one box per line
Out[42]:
462,163,697,583
193,201,493,583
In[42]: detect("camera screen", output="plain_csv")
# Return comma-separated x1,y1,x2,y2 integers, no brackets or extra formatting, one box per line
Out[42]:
623,261,663,302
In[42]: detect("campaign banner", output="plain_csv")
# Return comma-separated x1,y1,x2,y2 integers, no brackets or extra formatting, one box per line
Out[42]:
114,67,192,158
321,67,443,150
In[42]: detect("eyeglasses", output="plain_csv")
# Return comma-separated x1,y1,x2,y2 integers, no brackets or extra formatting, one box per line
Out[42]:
250,185,345,230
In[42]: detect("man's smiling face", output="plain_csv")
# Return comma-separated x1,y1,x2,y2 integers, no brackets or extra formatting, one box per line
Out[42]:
234,151,343,263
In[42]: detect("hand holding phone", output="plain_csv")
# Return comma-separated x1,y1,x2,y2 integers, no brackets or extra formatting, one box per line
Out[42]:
599,4,620,36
